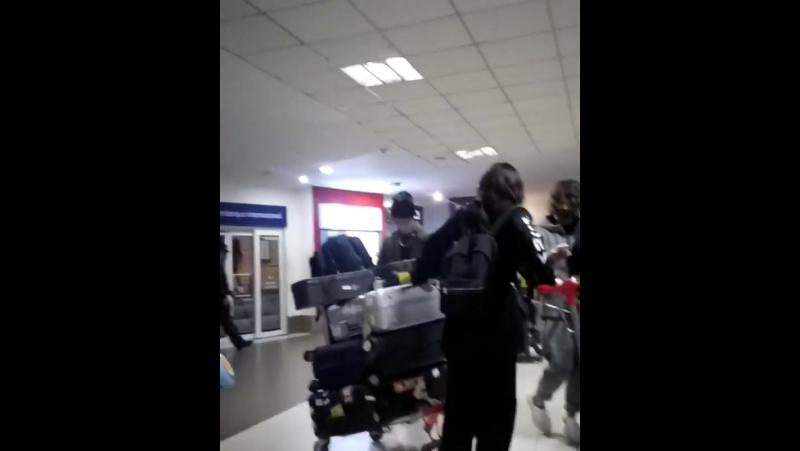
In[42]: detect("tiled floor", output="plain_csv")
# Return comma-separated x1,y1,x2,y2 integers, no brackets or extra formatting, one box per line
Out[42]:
220,338,578,450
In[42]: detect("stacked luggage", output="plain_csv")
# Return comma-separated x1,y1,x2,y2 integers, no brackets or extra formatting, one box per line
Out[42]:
291,258,445,450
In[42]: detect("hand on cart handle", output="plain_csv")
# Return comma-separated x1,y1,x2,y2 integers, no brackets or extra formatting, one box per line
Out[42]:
537,280,580,307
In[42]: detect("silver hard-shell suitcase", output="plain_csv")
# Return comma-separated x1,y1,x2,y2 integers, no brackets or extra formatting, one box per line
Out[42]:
361,285,443,335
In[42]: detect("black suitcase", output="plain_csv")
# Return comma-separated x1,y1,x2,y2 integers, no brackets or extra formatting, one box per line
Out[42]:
367,320,445,381
312,339,371,390
372,259,417,287
292,270,375,310
309,385,381,439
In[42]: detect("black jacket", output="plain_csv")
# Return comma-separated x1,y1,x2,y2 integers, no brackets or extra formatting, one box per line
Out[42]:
220,265,232,302
413,202,555,359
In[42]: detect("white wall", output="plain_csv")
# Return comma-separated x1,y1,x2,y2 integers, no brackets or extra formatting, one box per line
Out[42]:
421,202,451,234
523,192,551,224
220,182,315,316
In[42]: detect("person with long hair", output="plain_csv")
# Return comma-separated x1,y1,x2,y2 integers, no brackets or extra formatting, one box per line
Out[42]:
528,179,581,445
412,163,555,450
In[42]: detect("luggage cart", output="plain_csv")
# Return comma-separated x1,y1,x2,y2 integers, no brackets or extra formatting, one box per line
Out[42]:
536,279,580,358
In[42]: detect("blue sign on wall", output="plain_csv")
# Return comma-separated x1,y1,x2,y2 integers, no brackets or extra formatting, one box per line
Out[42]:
220,202,287,228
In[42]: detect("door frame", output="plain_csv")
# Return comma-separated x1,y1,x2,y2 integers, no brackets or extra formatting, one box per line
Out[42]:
220,228,287,347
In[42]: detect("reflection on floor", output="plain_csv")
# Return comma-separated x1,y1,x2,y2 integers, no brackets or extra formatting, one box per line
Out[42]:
220,333,327,441
220,356,577,451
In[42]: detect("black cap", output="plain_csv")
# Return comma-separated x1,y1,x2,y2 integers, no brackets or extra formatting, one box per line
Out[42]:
390,191,415,219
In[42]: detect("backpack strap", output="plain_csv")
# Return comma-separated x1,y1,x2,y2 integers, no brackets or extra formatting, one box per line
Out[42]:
489,206,524,237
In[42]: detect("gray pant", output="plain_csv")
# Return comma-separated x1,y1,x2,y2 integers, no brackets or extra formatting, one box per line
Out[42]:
534,364,580,416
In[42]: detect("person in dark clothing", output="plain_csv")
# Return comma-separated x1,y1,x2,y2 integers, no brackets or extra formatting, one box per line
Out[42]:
220,241,251,350
412,163,555,451
377,191,428,265
529,179,580,444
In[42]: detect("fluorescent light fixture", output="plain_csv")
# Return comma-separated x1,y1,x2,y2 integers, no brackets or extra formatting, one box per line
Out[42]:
319,166,334,175
385,57,424,81
341,65,383,87
469,150,484,157
455,150,472,160
432,192,443,202
298,175,309,184
364,62,402,84
383,200,392,208
481,147,498,156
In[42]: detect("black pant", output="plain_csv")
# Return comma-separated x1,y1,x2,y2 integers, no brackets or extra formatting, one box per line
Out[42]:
441,352,517,451
220,299,247,348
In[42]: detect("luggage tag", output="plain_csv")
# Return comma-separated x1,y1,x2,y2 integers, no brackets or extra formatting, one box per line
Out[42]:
397,271,412,284
330,403,345,418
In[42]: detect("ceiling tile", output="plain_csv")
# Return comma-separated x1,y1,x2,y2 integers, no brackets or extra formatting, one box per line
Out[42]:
384,16,472,55
551,0,581,29
340,103,401,121
408,109,464,127
311,31,400,66
526,122,574,136
427,153,468,166
440,134,486,150
220,16,300,55
480,32,558,68
351,0,454,29
314,88,382,108
462,1,551,43
407,46,487,79
522,110,573,129
537,136,578,154
453,0,527,13
429,71,498,95
482,126,531,144
495,142,539,156
458,102,515,121
379,126,431,142
566,76,580,93
370,81,439,101
392,135,442,148
247,45,332,80
469,114,522,130
494,59,562,86
514,95,570,115
269,0,374,43
505,80,566,101
562,55,580,77
360,116,416,132
556,27,580,56
446,88,507,108
423,121,473,137
285,69,361,94
250,0,321,12
393,97,452,115
407,145,450,156
569,91,580,109
220,0,258,21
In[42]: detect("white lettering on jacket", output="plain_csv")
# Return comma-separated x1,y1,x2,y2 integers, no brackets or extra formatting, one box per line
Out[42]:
521,216,547,264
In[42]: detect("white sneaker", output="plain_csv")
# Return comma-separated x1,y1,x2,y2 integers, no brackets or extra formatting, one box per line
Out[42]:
564,416,580,445
528,397,552,436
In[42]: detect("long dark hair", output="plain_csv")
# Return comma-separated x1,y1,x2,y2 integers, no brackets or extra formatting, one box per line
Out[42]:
478,162,525,210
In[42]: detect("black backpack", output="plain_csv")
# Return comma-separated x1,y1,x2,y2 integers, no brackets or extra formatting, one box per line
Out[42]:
438,207,522,317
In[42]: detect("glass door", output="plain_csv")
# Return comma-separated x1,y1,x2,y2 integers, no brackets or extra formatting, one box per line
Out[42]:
220,229,286,346
256,231,285,337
